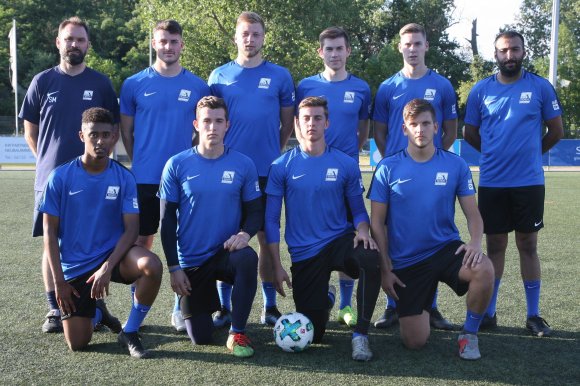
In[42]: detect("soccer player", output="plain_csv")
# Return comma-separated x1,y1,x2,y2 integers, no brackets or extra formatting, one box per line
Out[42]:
40,107,162,358
119,19,210,332
372,23,458,330
19,16,120,333
295,27,371,328
159,96,262,358
266,96,381,361
208,11,295,327
369,99,494,360
463,31,564,336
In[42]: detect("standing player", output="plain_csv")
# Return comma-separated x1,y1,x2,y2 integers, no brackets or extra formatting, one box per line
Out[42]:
372,23,457,330
120,20,210,332
266,97,381,361
159,97,262,358
19,16,120,333
208,11,295,327
41,107,162,358
369,99,494,360
295,26,372,328
464,31,563,336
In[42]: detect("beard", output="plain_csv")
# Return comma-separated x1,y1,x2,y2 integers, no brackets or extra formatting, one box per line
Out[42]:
497,57,523,77
62,48,86,65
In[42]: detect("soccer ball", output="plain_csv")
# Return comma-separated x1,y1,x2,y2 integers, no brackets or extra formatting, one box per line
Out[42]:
273,312,314,353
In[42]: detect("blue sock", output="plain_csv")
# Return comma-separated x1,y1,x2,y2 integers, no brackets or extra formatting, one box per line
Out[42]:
386,295,397,309
486,278,501,317
173,293,181,312
463,310,484,334
431,287,439,309
218,282,233,311
92,308,103,328
524,279,541,317
123,302,151,333
46,291,59,310
352,332,367,339
339,279,355,309
130,284,136,305
229,326,245,334
261,282,277,309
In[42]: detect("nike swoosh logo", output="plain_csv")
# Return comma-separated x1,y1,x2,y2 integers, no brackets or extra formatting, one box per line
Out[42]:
186,175,200,180
69,190,83,196
389,178,412,187
292,174,305,180
225,81,238,86
534,220,543,227
393,94,405,100
144,92,156,97
47,91,59,97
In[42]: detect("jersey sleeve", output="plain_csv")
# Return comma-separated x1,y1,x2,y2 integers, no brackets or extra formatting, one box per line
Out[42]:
464,84,482,127
207,69,222,97
344,159,364,197
367,162,390,204
103,78,120,123
119,78,136,117
456,159,476,197
295,81,306,116
18,74,42,124
441,80,458,121
158,157,181,203
540,80,563,121
122,172,140,214
242,159,262,202
279,68,296,108
372,83,389,125
265,162,285,197
359,83,372,120
39,169,63,217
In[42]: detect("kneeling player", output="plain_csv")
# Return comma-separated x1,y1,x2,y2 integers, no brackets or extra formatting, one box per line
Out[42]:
368,99,494,360
41,107,162,358
266,96,381,361
159,96,262,358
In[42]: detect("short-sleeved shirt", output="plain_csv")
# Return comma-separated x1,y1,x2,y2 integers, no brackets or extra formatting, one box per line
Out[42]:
464,70,563,187
39,158,139,280
120,67,210,184
158,147,261,268
266,146,364,262
367,149,475,269
296,73,371,160
373,69,457,156
19,66,120,191
208,60,295,176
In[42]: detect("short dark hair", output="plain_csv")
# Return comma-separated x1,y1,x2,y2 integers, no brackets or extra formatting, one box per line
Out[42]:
319,26,350,49
81,107,115,128
298,96,329,119
196,96,229,120
153,19,183,36
403,99,436,122
494,30,525,48
399,23,426,39
237,11,265,32
59,17,89,39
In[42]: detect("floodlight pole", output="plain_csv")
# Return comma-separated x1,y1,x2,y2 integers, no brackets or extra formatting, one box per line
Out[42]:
548,0,560,86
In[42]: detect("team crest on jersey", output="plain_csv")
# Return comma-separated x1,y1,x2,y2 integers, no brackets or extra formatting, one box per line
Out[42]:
552,100,560,110
47,91,59,103
434,172,448,186
424,89,436,101
133,197,139,209
222,171,235,184
519,92,532,104
83,90,94,101
325,168,338,182
258,78,271,89
106,186,120,200
344,92,355,103
178,89,191,102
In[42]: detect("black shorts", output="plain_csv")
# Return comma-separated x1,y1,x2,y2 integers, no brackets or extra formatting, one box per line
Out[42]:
478,185,545,234
32,190,44,237
291,233,377,312
180,247,256,318
393,240,469,318
61,256,130,320
137,184,160,236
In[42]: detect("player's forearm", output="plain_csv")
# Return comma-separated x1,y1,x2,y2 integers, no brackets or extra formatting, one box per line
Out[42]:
23,121,39,157
463,125,481,152
279,107,295,151
240,197,263,238
44,228,65,285
441,119,458,151
120,115,135,160
373,121,387,157
105,229,138,271
357,120,370,152
542,116,564,153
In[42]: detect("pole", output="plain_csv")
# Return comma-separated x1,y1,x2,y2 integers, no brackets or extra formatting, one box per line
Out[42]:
10,19,18,135
548,0,560,86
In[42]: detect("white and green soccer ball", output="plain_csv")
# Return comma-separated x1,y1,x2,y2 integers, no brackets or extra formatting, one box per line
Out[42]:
273,312,314,352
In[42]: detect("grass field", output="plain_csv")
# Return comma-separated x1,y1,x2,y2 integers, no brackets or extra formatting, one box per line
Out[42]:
1,170,578,385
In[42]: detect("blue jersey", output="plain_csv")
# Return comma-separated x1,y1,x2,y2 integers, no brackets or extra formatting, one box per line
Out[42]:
464,70,562,187
367,149,475,269
120,67,210,184
19,66,120,191
208,61,295,176
373,70,457,156
39,158,139,280
266,146,364,262
296,74,371,159
158,147,261,267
